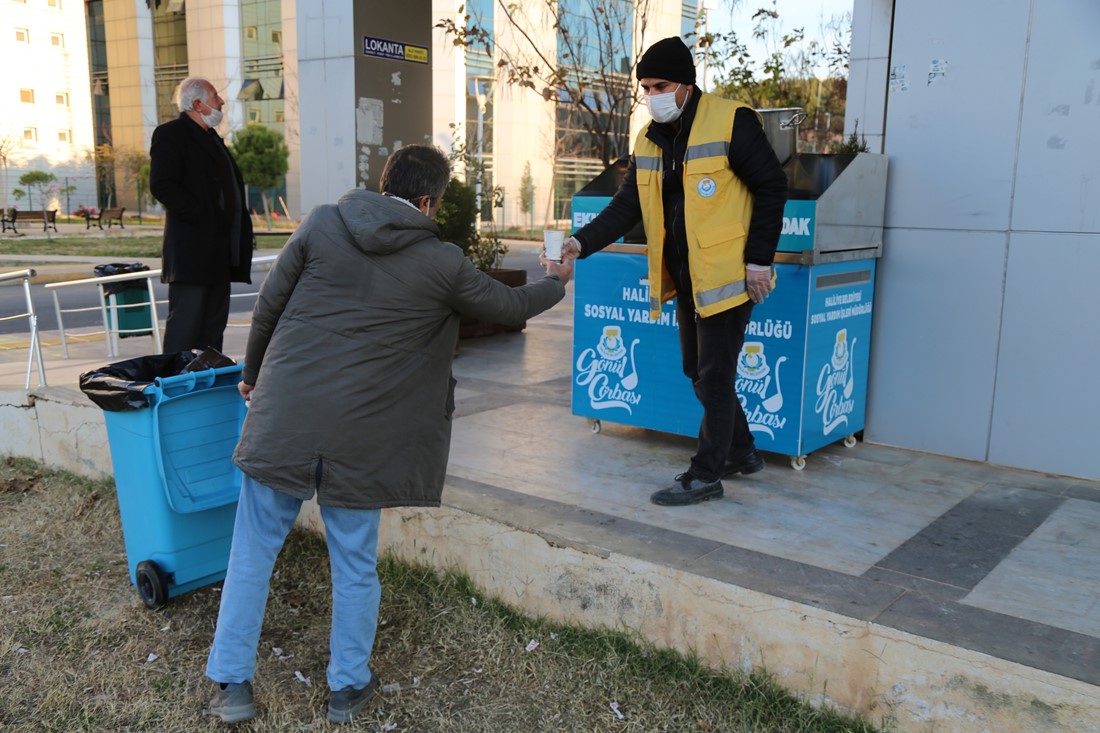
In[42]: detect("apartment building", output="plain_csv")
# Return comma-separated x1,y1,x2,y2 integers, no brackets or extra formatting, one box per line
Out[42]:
1,0,96,213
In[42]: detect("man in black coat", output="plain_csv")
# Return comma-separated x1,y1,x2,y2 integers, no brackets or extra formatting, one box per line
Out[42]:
150,76,253,353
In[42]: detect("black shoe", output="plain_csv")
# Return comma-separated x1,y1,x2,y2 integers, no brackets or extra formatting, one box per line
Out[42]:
650,472,724,506
722,448,765,477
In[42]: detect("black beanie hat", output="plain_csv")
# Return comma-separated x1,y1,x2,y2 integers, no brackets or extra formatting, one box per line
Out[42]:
636,36,696,85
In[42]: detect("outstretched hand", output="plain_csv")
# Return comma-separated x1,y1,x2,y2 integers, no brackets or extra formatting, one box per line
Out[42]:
561,237,582,261
541,254,575,285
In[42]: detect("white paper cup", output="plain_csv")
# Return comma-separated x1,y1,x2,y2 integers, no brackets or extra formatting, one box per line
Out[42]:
543,230,565,262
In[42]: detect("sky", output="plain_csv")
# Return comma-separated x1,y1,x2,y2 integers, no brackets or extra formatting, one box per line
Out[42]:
699,0,854,86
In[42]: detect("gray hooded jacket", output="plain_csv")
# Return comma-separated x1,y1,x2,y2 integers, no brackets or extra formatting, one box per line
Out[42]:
233,189,565,509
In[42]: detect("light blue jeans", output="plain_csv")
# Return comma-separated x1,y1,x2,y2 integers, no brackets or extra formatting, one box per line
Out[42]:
205,473,381,692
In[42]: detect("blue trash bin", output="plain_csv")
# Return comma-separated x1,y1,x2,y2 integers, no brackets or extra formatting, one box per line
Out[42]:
95,363,245,607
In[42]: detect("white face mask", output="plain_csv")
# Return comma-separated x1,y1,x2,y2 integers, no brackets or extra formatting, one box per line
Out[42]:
645,84,684,124
199,101,223,128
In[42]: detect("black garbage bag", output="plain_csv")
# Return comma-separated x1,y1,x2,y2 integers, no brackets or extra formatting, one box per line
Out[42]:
94,262,151,296
79,349,237,412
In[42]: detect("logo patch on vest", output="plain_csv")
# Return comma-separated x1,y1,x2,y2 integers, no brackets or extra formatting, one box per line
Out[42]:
697,177,717,198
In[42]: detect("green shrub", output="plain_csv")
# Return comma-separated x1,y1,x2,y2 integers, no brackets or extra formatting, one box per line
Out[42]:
435,177,478,254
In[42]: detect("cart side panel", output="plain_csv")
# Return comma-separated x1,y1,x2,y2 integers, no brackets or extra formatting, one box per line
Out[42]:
571,252,699,437
737,262,811,456
802,260,876,454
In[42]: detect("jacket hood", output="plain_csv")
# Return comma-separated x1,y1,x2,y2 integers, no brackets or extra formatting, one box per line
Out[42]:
335,188,440,256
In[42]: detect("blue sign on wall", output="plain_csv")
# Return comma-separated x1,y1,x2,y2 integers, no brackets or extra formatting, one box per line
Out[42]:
362,35,429,64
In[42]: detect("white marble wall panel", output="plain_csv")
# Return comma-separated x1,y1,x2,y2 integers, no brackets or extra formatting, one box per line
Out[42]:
864,228,1007,460
1011,1,1100,234
296,0,356,212
883,0,1030,232
987,232,1100,479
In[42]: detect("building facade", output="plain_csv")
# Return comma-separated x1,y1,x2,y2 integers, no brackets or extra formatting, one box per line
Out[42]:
1,0,694,225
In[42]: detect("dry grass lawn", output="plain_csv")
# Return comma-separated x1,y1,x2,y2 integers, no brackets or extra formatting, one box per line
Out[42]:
0,458,888,732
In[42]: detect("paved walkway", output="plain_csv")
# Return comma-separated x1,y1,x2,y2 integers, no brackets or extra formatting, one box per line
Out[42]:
1,248,1097,730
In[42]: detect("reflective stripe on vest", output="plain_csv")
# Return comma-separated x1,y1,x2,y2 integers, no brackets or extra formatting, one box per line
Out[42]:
696,278,747,308
685,141,729,162
636,155,661,171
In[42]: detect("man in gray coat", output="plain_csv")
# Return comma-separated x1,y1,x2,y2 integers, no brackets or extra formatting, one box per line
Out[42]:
205,144,572,724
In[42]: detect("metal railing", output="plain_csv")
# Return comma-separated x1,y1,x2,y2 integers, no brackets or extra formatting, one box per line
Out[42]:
0,269,47,388
45,269,163,358
43,255,278,359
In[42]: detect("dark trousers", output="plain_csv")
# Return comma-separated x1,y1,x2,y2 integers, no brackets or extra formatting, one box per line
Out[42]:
163,281,231,353
676,296,756,481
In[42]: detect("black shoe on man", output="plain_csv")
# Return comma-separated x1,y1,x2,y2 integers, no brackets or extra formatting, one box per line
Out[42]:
722,448,765,478
650,471,724,506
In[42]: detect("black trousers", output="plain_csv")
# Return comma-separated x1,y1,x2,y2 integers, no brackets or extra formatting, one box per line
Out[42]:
163,281,231,353
676,296,756,481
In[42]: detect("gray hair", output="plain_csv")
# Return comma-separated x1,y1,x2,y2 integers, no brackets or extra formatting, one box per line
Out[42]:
379,145,451,205
176,77,213,113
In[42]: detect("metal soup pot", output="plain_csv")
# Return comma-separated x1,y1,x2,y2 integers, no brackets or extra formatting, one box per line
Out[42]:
756,107,806,165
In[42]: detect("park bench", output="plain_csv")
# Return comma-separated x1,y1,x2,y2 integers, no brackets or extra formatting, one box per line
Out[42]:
8,209,59,234
85,206,126,230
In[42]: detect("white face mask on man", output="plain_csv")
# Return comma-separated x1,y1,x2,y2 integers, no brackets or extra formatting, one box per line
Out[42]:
199,100,223,128
645,84,685,124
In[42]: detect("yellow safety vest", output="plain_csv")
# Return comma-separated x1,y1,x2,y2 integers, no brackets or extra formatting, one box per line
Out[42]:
634,94,769,320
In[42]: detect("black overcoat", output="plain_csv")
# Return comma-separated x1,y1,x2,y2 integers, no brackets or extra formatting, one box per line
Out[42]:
149,113,253,285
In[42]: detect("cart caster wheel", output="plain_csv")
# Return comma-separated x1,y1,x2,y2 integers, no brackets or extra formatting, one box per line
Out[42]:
844,434,858,448
589,419,602,434
136,560,168,609
790,455,807,471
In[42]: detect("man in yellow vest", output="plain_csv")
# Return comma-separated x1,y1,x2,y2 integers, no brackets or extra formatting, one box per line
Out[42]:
563,36,787,506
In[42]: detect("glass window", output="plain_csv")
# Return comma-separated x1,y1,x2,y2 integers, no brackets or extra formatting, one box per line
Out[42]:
271,30,282,44
248,108,261,123
55,92,69,106
20,89,34,103
15,28,29,43
274,110,284,122
51,33,64,47
48,0,62,7
58,130,72,143
23,128,37,142
245,26,258,40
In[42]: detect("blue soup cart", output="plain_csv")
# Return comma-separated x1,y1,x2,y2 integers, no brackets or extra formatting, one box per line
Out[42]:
570,152,888,470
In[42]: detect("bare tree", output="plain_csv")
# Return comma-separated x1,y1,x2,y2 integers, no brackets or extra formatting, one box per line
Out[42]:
0,132,25,210
438,0,653,168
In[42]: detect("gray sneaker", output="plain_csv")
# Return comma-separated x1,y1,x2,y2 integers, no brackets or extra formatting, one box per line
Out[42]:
209,680,257,723
327,672,379,724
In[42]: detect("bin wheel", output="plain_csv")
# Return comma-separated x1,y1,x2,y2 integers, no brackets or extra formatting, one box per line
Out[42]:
790,455,807,471
844,434,858,448
136,560,168,609
589,419,602,434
